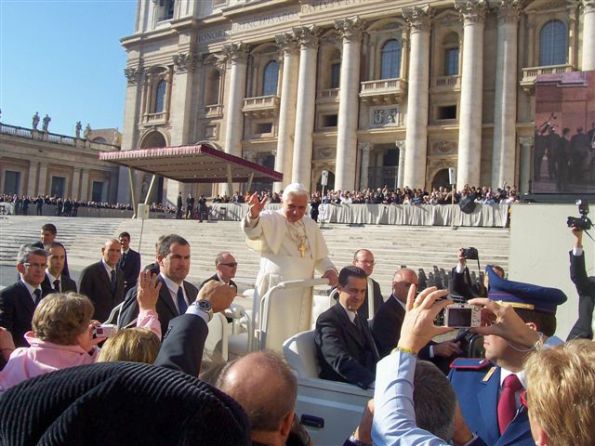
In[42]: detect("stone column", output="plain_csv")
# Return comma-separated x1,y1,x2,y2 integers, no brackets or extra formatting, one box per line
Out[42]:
274,32,300,193
71,168,81,200
456,0,487,188
582,0,595,70
223,42,248,158
335,17,364,192
396,140,406,188
221,43,248,196
359,142,371,190
492,1,520,188
120,64,144,205
292,26,320,190
518,136,534,194
27,161,39,196
80,169,90,202
38,164,48,196
170,51,197,145
402,6,432,189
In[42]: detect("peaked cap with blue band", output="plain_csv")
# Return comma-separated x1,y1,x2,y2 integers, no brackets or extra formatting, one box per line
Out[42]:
486,265,567,314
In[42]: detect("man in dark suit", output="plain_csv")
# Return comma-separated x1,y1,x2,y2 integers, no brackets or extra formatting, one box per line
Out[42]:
119,234,198,336
372,268,462,373
567,226,595,340
185,193,195,219
199,251,238,292
0,245,50,347
79,239,125,322
32,223,70,278
117,231,141,294
351,249,383,320
41,242,77,295
315,266,379,389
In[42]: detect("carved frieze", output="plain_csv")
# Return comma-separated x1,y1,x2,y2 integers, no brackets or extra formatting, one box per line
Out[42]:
431,140,458,155
371,107,400,127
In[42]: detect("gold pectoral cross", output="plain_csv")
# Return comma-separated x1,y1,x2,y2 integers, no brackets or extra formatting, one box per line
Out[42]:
298,239,307,257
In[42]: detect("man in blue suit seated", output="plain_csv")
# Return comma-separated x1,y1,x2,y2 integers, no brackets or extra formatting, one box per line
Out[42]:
449,266,566,446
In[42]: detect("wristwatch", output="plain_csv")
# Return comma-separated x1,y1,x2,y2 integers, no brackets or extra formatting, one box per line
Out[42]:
193,299,213,322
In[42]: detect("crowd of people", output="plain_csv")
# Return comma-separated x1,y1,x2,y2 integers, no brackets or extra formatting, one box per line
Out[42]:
0,184,593,446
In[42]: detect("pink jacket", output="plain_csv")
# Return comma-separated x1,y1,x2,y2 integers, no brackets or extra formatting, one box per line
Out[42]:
0,333,99,391
0,309,161,392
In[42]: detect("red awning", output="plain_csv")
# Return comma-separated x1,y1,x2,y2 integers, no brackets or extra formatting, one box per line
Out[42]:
99,144,283,183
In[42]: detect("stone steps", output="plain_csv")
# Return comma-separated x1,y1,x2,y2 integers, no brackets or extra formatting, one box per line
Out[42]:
0,216,510,295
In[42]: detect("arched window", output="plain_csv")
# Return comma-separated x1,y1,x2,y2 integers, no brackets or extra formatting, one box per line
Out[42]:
380,39,401,79
262,61,279,96
539,20,567,66
154,80,166,113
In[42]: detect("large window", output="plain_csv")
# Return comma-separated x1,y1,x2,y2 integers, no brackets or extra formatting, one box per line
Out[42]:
206,70,220,105
444,48,459,76
330,62,341,88
262,61,279,96
539,20,567,66
92,181,104,202
380,39,401,79
158,0,175,21
154,80,166,113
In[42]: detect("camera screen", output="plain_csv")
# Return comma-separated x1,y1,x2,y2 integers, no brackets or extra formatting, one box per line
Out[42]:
447,308,472,327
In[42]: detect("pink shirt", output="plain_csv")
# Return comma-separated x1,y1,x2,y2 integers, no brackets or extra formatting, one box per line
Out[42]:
0,333,99,391
0,310,161,392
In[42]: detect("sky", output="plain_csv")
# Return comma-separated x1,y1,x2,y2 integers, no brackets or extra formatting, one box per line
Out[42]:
0,0,137,136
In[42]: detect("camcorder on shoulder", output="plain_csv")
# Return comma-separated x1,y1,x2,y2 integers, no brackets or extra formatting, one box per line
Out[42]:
567,200,593,231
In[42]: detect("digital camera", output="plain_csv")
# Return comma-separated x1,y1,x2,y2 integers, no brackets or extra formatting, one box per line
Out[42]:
93,324,118,338
461,247,479,260
443,304,481,328
567,199,592,231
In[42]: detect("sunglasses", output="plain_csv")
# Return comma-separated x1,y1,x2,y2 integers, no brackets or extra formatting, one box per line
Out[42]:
219,262,238,268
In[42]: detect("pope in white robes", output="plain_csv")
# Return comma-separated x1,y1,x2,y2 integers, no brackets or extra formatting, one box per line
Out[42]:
242,183,338,349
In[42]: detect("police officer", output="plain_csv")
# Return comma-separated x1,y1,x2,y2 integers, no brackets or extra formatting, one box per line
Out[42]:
449,266,567,446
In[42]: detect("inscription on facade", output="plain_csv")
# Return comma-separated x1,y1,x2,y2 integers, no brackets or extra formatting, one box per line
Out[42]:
303,0,364,13
231,10,299,32
198,29,227,43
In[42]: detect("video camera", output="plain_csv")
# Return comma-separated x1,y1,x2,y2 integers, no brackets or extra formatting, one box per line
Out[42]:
567,200,593,231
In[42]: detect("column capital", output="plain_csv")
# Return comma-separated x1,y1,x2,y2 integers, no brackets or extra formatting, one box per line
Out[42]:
455,0,488,24
222,42,249,63
358,141,371,153
395,140,406,150
494,0,521,23
293,25,320,48
582,0,595,13
335,16,365,42
172,52,197,72
124,66,143,85
403,5,433,32
275,32,299,54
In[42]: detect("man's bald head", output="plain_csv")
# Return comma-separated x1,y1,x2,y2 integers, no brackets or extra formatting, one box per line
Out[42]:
217,351,296,434
392,268,418,303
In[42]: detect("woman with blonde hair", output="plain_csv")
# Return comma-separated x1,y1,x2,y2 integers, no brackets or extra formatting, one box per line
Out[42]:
97,328,160,363
524,339,595,446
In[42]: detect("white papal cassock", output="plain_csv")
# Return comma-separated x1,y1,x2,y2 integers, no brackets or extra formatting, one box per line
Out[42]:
241,210,336,348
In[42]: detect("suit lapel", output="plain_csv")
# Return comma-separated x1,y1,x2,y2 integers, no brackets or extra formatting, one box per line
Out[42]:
477,366,501,445
333,304,365,348
17,282,35,314
497,408,531,446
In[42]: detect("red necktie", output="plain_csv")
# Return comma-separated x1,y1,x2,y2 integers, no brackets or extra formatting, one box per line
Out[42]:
497,374,523,434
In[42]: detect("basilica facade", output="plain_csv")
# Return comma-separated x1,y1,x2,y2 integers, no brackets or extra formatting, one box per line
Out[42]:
119,0,595,203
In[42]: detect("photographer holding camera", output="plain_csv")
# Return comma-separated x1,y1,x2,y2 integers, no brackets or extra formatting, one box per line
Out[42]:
566,225,595,340
451,248,505,301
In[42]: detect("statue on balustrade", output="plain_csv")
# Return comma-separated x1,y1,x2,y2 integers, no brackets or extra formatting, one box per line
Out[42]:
32,112,40,130
42,114,51,132
75,121,82,138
